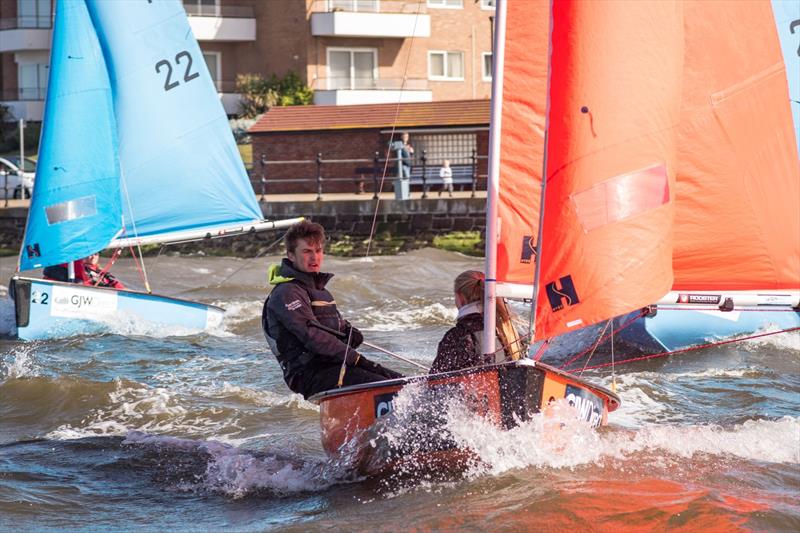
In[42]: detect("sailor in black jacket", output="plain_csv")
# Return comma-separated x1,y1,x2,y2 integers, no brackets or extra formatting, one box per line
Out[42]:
263,221,402,399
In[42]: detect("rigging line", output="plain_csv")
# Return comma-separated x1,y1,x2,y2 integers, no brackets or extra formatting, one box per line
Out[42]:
558,308,647,370
577,319,613,377
119,167,151,292
578,326,800,371
92,249,122,287
214,230,288,288
364,2,422,259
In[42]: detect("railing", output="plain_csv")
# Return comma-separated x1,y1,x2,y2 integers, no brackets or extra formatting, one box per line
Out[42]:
182,3,254,18
310,0,428,14
313,77,428,91
0,17,52,30
0,88,46,101
254,149,487,201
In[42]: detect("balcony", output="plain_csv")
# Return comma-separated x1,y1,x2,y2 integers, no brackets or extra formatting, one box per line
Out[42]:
184,4,256,42
310,0,430,39
212,80,243,115
0,18,51,53
0,88,46,121
312,77,431,105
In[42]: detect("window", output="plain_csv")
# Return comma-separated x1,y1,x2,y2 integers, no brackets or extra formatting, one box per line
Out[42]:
428,51,464,80
17,0,50,28
413,133,477,165
480,0,496,10
427,0,463,8
183,0,219,16
202,51,221,90
328,0,379,12
327,48,377,90
482,53,492,81
18,63,48,100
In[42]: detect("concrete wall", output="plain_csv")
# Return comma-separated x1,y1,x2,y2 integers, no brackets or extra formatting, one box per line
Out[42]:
0,197,486,256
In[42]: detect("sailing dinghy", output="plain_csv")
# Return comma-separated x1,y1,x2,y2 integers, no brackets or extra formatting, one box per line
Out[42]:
9,0,300,340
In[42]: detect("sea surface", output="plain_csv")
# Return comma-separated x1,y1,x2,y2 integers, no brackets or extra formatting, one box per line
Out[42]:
1,249,798,532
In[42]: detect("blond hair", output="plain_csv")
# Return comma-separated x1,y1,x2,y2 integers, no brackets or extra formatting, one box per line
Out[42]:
453,270,524,360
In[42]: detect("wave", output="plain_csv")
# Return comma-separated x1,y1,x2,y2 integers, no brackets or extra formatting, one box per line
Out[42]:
359,383,800,482
0,345,40,380
359,302,456,331
122,431,335,497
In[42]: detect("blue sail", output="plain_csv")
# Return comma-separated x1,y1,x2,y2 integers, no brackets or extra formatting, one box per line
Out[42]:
19,0,122,271
85,0,263,239
772,0,800,153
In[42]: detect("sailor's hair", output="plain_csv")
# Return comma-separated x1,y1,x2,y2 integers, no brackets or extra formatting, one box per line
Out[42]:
285,220,326,254
454,270,484,304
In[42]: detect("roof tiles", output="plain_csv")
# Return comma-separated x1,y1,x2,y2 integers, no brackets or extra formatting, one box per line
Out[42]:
249,99,490,133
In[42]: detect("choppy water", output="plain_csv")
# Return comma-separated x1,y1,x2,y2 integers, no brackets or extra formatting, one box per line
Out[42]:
1,249,798,532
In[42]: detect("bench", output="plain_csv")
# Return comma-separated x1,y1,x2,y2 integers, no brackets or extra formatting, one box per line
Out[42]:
408,164,474,187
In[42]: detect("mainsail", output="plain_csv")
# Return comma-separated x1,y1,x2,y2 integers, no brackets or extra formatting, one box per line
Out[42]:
20,0,267,271
671,0,800,292
489,0,799,345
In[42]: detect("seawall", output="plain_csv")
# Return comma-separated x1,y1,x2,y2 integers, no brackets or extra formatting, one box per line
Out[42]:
0,195,487,257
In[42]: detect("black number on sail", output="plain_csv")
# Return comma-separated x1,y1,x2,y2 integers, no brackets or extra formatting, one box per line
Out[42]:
155,59,179,91
175,51,200,83
155,51,199,92
790,19,800,57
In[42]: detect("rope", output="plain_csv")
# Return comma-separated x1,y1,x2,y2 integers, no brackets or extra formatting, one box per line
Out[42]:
364,2,422,259
92,249,122,287
127,242,149,292
577,326,800,371
215,230,288,288
558,309,647,370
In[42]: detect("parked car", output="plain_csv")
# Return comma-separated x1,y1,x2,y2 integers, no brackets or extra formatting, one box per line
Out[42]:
0,155,36,199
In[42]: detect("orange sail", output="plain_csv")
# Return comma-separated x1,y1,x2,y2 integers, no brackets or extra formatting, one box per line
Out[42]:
672,0,800,291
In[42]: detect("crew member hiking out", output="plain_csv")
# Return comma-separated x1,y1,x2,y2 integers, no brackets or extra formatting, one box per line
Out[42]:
262,220,403,399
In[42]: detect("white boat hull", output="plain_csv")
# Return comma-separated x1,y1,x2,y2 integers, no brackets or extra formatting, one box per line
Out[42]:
9,276,224,341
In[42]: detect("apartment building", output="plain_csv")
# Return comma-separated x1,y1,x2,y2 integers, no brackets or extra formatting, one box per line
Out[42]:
0,0,495,121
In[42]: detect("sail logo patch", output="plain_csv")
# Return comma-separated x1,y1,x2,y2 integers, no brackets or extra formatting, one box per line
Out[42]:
520,235,536,264
26,243,41,258
546,275,580,312
677,294,721,304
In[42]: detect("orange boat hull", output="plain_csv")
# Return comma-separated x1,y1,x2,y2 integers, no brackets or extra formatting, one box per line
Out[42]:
310,360,619,475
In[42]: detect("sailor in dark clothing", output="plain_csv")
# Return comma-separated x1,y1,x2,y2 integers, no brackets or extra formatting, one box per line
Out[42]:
263,220,403,399
430,270,525,374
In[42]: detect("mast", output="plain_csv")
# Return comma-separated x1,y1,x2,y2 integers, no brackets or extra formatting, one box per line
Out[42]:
481,0,507,357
